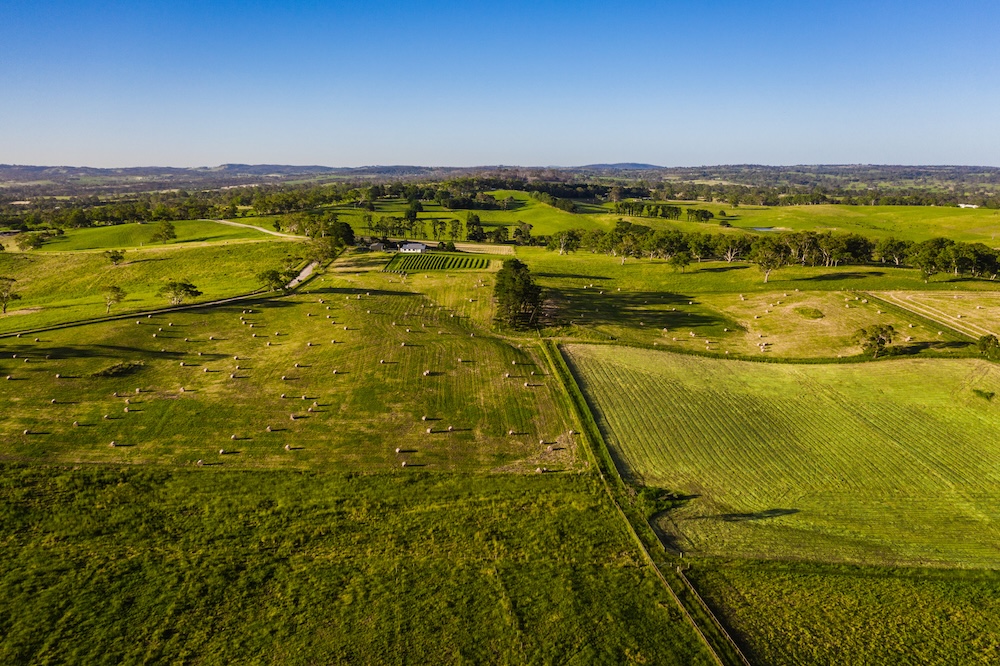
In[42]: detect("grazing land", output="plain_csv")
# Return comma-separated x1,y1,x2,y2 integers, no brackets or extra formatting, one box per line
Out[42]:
0,241,302,332
0,465,713,665
35,219,271,251
687,559,1000,666
563,344,1000,568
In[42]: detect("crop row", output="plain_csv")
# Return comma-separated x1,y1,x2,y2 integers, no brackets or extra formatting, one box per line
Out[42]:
384,253,491,272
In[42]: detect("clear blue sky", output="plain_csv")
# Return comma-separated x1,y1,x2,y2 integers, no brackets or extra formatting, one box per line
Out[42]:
2,0,998,167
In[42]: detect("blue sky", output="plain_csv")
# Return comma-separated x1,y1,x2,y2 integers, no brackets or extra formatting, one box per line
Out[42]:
1,0,998,167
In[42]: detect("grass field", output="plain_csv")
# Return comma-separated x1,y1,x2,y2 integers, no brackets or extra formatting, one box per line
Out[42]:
0,464,714,665
878,290,1000,339
688,559,1000,666
0,241,302,332
36,219,270,251
383,252,496,272
615,202,1000,244
563,344,1000,567
0,254,575,472
517,248,986,357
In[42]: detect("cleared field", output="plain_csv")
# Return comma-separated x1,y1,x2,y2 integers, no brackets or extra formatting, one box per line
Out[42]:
618,203,1000,244
689,560,1000,666
36,219,270,251
519,248,986,357
384,252,495,272
0,465,714,665
563,344,1000,567
0,241,302,332
0,254,575,472
879,290,1000,339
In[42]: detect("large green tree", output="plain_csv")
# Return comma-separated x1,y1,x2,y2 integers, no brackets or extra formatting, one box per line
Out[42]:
493,259,541,327
158,279,201,305
857,324,895,358
102,285,126,313
749,235,789,283
150,221,177,244
0,277,21,314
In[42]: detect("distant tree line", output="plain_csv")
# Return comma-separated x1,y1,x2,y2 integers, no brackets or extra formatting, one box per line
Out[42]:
544,220,1000,282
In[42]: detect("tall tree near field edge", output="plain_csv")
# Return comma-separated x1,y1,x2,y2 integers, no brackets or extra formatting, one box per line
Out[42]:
493,259,541,327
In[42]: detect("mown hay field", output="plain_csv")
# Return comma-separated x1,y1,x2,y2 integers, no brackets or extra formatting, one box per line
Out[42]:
0,254,575,472
0,465,714,665
384,252,495,272
563,344,1000,567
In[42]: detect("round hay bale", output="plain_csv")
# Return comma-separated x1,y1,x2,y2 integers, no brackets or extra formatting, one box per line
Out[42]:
401,342,406,347
204,368,209,373
426,427,433,434
421,415,427,421
125,398,130,404
508,429,514,435
124,407,129,413
422,370,429,376
504,372,510,378
219,448,225,455
332,369,337,374
281,375,287,380
152,333,157,338
109,440,116,447
266,341,271,346
290,414,297,420
180,361,185,366
104,414,110,420
231,434,237,440
198,352,203,356
209,336,215,340
380,359,385,364
447,425,454,432
401,461,407,467
524,382,530,387
73,421,79,427
55,373,60,378
230,373,236,379
344,326,349,330
539,439,545,445
197,459,203,465
51,398,57,404
280,393,286,398
180,387,185,392
284,444,290,450
307,407,313,413
294,363,300,368
266,426,272,432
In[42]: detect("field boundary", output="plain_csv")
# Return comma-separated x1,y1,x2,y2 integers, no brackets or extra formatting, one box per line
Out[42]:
542,340,751,666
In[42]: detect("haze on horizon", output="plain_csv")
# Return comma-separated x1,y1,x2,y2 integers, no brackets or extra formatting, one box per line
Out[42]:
2,0,998,169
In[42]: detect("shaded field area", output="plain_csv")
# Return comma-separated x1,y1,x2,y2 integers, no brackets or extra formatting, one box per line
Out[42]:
0,256,574,472
563,344,1000,567
0,241,302,332
688,559,1000,665
0,465,714,665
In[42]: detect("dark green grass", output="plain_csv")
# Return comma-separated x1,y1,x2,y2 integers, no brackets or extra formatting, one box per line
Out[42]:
0,464,714,665
687,559,1000,665
384,252,493,272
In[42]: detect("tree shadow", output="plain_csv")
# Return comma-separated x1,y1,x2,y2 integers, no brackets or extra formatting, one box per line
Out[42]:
713,508,800,522
797,271,885,282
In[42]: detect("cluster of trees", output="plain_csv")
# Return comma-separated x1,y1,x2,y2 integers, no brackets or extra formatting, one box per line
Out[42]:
529,191,576,212
613,202,683,219
545,221,1000,283
493,259,541,327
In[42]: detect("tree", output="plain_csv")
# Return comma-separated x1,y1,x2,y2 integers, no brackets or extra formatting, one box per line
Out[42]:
104,249,126,265
547,229,581,255
307,234,344,262
668,251,692,273
749,236,788,283
102,285,126,314
0,277,21,314
150,221,177,244
158,279,202,305
257,268,295,292
493,259,541,327
14,233,43,251
978,334,1000,360
856,324,895,358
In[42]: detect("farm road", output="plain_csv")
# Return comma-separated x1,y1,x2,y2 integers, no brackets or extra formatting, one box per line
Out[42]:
209,218,305,239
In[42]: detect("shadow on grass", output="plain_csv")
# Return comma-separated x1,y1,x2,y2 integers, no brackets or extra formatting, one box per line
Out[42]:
696,265,750,274
797,271,886,282
714,508,800,522
542,287,733,330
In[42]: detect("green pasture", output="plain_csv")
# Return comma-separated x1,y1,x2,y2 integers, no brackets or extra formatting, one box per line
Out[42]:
36,219,270,251
563,344,1000,568
0,465,713,665
518,247,988,356
689,560,1000,665
0,241,303,332
0,254,575,472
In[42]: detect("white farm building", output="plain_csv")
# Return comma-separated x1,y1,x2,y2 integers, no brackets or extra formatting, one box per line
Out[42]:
400,242,428,253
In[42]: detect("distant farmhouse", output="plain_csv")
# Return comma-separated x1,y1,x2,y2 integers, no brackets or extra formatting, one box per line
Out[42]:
400,242,428,253
958,203,980,209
